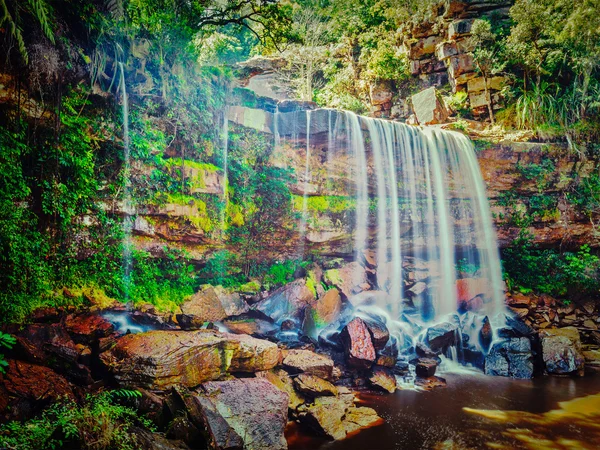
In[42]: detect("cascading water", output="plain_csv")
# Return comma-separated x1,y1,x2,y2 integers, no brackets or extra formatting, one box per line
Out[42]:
273,109,505,329
119,62,133,303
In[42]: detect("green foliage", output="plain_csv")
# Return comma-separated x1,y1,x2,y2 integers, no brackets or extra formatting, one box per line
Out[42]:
0,391,154,450
567,173,600,218
502,233,600,298
0,331,16,374
516,158,556,191
263,260,307,289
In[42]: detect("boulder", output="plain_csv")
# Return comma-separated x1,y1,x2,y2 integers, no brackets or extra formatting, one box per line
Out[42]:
360,315,390,350
257,369,306,410
448,19,474,39
539,327,585,376
415,358,438,378
293,373,338,397
178,286,228,327
583,349,600,373
214,287,250,317
252,279,316,323
411,87,449,125
193,378,289,450
414,376,447,390
324,262,369,299
340,317,376,370
368,367,397,393
407,36,444,60
425,322,458,352
312,288,343,325
0,360,76,421
485,337,533,379
282,349,334,380
376,336,399,367
296,392,382,440
100,330,279,389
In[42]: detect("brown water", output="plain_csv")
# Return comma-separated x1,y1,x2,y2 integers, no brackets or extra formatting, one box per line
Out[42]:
288,372,600,450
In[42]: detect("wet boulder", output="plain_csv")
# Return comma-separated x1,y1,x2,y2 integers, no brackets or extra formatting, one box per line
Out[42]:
312,288,343,325
340,317,376,370
293,373,338,397
100,330,279,389
296,389,382,440
425,322,458,352
188,378,289,450
539,327,585,376
359,315,390,350
368,367,397,393
252,279,316,323
376,336,399,367
64,313,115,345
479,316,493,352
485,337,534,379
415,358,438,378
283,349,334,380
177,286,228,327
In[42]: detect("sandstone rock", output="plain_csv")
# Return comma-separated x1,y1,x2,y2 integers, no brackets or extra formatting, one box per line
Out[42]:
583,319,598,330
277,99,317,113
485,337,533,379
64,313,115,345
507,292,532,308
368,367,397,393
195,378,289,450
426,322,458,352
0,360,75,421
369,80,393,106
448,19,474,39
582,349,600,372
415,358,438,378
100,330,279,389
283,349,334,380
222,317,278,337
252,279,316,323
178,286,228,327
467,76,505,93
313,288,343,325
360,315,390,350
446,54,475,79
376,336,399,367
294,373,338,397
582,300,596,315
214,287,250,317
408,36,444,60
257,369,307,410
297,394,382,440
539,327,585,376
341,317,376,370
435,41,458,61
324,262,368,299
411,87,449,125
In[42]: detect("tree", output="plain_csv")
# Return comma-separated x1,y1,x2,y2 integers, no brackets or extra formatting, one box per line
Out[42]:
469,19,506,123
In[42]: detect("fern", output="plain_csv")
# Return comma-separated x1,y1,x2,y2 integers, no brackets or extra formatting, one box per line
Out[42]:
106,0,124,21
110,389,142,400
26,0,55,43
0,0,28,63
0,332,15,375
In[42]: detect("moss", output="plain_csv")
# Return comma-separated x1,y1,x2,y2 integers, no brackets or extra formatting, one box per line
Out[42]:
292,195,355,213
227,202,245,227
238,280,261,293
164,194,214,232
165,158,222,190
324,268,343,287
305,275,318,299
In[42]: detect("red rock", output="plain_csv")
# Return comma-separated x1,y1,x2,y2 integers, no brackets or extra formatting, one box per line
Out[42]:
341,318,376,370
282,349,334,380
0,360,75,421
65,313,115,345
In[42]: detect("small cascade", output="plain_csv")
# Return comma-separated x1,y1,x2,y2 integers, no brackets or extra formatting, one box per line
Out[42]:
118,62,133,304
273,109,505,325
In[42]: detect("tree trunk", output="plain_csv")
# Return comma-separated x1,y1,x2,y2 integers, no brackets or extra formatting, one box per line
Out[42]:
483,73,494,124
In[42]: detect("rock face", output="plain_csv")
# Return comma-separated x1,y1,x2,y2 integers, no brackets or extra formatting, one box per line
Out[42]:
340,317,376,370
485,337,534,379
411,87,449,125
195,378,289,450
539,327,585,376
282,349,334,380
100,330,279,389
297,390,382,440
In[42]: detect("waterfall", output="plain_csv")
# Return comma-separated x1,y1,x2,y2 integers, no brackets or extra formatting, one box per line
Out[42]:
119,62,133,303
272,108,504,323
221,110,229,238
